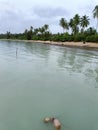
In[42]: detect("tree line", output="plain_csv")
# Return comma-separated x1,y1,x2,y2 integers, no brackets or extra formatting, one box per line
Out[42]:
0,5,98,43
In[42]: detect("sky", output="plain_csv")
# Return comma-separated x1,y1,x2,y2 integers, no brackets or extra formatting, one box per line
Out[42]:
0,0,98,33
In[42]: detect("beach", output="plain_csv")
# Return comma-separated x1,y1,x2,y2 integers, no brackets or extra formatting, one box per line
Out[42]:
1,39,98,50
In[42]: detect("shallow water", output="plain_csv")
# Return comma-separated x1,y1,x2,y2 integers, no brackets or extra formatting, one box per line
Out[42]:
0,40,98,130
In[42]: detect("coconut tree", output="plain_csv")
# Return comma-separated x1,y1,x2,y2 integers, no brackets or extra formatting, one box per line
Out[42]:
43,24,49,31
73,14,80,26
64,19,69,33
24,29,28,34
59,18,69,33
80,15,90,33
73,14,80,34
93,5,98,32
6,31,11,39
69,16,79,35
69,18,74,34
86,27,96,35
30,26,33,35
38,27,45,35
30,26,33,31
30,26,33,33
34,28,39,35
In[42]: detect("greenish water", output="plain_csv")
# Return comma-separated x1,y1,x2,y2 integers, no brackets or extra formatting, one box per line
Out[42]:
0,40,98,130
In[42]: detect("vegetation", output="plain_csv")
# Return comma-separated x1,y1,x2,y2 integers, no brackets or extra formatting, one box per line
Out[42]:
93,5,98,32
0,5,98,43
59,18,69,33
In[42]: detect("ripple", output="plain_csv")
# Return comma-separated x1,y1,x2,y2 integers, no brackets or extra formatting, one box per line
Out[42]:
0,40,98,130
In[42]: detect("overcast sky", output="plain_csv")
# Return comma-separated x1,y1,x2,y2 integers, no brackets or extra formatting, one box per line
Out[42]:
0,0,97,33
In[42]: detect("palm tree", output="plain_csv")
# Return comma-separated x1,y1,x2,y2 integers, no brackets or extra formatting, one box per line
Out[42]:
38,27,45,35
43,24,49,31
34,28,39,35
30,26,33,31
73,14,80,34
73,14,80,26
69,18,74,34
80,15,90,33
59,18,69,33
6,31,11,39
93,5,98,32
30,26,33,35
86,27,96,35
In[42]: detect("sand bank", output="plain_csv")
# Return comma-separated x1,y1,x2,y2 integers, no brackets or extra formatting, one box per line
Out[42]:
1,39,98,50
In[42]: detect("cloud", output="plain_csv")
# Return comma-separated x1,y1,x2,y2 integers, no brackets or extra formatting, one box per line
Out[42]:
0,0,97,33
33,6,69,18
0,1,31,33
0,2,68,33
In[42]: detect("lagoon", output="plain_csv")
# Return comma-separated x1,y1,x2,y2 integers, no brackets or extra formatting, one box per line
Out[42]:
0,40,98,130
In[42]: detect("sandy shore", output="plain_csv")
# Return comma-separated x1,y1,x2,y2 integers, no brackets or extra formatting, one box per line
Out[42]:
1,39,98,50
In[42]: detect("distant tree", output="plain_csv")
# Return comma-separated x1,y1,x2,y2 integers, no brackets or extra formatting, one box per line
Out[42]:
43,24,49,31
24,29,28,35
24,29,28,39
24,28,32,40
30,26,33,30
38,27,45,35
93,5,98,32
59,18,69,33
27,31,32,40
6,31,11,39
34,28,39,35
80,15,90,33
30,26,33,35
43,24,51,39
85,27,97,35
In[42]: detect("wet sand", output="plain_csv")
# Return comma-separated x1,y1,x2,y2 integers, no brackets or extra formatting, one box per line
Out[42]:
1,39,98,50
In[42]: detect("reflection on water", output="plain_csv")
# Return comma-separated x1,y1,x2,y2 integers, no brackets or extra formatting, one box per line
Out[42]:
0,40,98,130
57,47,98,86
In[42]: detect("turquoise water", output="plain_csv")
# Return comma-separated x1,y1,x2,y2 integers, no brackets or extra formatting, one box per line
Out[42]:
0,40,98,130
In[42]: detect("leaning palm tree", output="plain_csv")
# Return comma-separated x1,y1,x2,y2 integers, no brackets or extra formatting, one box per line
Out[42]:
80,15,90,33
59,18,69,33
93,5,98,32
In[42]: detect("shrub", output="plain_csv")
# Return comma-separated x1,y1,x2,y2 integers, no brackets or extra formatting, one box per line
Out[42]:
86,35,98,43
74,34,85,42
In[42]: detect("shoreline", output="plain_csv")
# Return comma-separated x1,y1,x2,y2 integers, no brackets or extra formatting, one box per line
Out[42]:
0,39,98,50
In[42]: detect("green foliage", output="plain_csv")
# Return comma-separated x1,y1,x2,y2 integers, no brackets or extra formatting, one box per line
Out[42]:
73,14,80,26
80,15,90,32
84,27,97,36
74,34,85,42
86,35,98,43
93,5,98,18
0,9,98,43
59,18,69,33
6,31,11,39
26,31,32,40
93,5,98,31
50,34,74,42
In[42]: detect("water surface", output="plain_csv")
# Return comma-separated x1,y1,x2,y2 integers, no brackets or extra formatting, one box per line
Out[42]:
0,40,98,130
